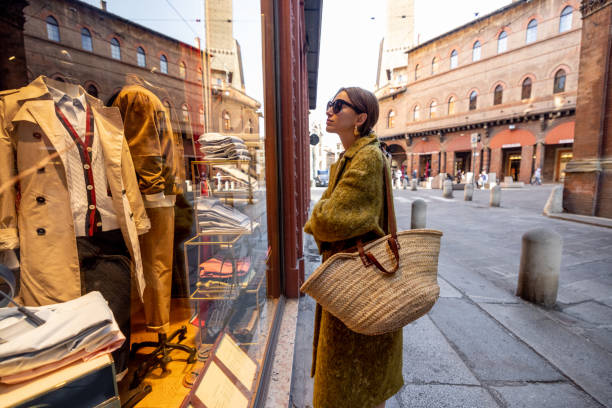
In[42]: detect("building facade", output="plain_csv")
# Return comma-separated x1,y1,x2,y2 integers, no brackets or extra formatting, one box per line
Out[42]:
376,0,581,185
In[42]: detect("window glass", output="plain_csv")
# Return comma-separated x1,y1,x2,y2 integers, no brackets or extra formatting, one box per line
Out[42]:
81,28,93,51
497,31,508,54
429,101,438,118
137,47,146,67
526,19,537,44
223,111,231,131
110,38,121,60
387,110,395,128
450,50,458,69
469,91,478,110
494,85,503,105
431,57,438,75
554,69,566,93
521,77,532,100
472,41,481,62
414,64,419,80
160,55,168,74
413,105,420,121
447,96,455,115
86,84,98,98
559,6,573,33
46,16,60,42
179,61,186,79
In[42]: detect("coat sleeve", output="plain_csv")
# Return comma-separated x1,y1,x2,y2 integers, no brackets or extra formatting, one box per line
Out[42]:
113,91,165,198
304,146,385,244
0,99,18,250
120,137,151,235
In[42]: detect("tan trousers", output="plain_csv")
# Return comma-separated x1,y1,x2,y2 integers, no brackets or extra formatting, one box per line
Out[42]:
140,206,174,333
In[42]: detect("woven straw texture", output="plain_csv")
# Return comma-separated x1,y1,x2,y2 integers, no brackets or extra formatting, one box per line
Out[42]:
301,229,442,335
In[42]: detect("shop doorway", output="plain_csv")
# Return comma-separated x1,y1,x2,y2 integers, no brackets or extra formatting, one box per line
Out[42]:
454,151,472,177
555,149,573,182
503,149,522,181
419,154,432,179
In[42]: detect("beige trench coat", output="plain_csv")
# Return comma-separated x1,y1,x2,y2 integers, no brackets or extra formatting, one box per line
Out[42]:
0,76,150,306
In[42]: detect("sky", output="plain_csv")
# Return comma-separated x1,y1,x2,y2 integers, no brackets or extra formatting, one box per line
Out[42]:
81,0,512,147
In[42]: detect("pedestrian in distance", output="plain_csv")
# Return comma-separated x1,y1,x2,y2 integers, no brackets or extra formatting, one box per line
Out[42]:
304,87,403,408
533,167,542,185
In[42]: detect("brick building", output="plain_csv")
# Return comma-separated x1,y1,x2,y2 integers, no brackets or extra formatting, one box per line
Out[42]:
563,0,612,218
375,0,581,185
20,0,261,176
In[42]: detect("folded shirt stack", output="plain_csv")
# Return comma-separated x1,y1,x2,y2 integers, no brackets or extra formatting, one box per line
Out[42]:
196,197,251,233
0,291,125,384
198,133,250,160
199,257,251,280
212,164,258,191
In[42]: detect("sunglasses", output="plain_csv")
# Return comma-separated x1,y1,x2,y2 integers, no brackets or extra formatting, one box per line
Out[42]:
326,99,361,114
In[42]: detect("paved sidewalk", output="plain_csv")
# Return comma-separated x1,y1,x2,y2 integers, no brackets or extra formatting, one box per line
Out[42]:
290,184,612,408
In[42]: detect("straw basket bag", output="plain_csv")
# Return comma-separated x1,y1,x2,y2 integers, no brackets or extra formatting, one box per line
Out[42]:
301,154,442,336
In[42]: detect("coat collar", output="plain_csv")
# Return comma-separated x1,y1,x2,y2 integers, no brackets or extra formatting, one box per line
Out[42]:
342,132,379,160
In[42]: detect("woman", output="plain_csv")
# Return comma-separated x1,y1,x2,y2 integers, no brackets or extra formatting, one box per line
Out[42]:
304,87,403,408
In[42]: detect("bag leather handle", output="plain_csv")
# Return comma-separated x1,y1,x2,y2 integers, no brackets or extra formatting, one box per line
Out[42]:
356,149,400,274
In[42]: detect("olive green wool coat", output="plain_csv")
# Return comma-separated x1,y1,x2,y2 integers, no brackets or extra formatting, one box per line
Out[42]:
304,133,404,408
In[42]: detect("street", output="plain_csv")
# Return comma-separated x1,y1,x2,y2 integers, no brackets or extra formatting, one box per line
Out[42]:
291,184,612,408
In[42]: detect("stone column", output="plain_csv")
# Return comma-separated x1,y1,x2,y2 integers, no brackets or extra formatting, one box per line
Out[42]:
563,0,612,218
431,152,440,177
489,148,503,181
482,147,490,173
519,144,534,184
446,151,455,177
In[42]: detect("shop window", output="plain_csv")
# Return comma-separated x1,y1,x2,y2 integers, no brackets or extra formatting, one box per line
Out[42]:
387,109,395,128
469,91,478,111
46,16,60,42
521,77,532,100
413,105,420,121
472,41,481,62
86,84,98,98
429,101,438,118
110,38,121,60
223,111,231,131
414,64,419,81
447,96,456,115
554,69,566,93
493,85,503,105
450,50,458,69
137,47,146,67
160,55,168,74
431,57,438,75
81,28,92,51
179,61,186,79
497,31,508,54
559,6,573,33
181,104,190,122
526,19,537,44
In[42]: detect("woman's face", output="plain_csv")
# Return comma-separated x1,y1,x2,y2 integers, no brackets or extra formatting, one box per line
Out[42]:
325,91,361,135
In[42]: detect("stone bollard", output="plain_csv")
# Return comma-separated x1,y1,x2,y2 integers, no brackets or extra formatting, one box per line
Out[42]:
490,185,501,207
516,228,562,307
403,178,408,189
442,180,453,198
411,199,427,229
464,183,474,201
410,179,417,191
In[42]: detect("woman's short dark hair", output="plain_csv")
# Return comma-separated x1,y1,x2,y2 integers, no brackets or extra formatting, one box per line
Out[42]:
334,87,379,137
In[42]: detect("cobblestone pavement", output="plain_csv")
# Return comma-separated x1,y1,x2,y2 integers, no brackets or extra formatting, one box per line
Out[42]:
290,184,612,408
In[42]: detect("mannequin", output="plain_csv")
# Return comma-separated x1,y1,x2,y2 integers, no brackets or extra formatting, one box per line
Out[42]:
0,75,150,378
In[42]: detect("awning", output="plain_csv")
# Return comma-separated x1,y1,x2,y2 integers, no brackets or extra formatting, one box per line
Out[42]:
545,121,574,145
412,138,441,154
490,129,535,149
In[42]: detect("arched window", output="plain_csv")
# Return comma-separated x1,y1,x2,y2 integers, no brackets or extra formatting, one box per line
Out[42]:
86,84,98,98
493,85,503,105
526,19,537,44
431,57,438,75
521,77,532,100
162,100,171,111
181,104,190,122
160,55,168,74
223,111,231,131
497,31,508,54
472,41,481,62
179,61,186,79
247,119,253,134
559,6,573,33
199,107,205,125
46,16,60,42
387,110,396,128
137,47,146,67
469,91,478,111
413,105,420,121
554,69,566,93
447,96,456,115
429,101,438,118
81,28,92,51
450,50,458,69
110,38,121,60
414,64,419,81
